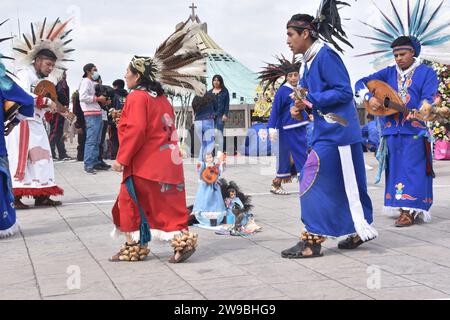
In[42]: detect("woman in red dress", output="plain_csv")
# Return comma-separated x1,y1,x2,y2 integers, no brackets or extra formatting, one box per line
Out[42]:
110,56,198,263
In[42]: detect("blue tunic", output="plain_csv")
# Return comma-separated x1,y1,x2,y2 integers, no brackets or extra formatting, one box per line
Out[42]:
0,81,35,156
355,62,438,217
299,44,376,240
0,81,34,237
193,162,227,227
267,83,308,177
301,45,362,146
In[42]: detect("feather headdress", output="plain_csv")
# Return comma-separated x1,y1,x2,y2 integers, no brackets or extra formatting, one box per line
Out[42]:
355,0,450,68
12,17,74,71
0,19,14,90
257,54,301,93
134,19,206,96
287,0,354,53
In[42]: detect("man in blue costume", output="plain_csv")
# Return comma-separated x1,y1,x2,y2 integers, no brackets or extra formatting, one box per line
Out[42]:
259,57,308,195
0,60,35,238
281,2,377,258
355,36,439,227
361,114,380,153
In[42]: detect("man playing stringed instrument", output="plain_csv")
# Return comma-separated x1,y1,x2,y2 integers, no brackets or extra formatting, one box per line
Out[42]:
6,17,76,209
355,36,439,227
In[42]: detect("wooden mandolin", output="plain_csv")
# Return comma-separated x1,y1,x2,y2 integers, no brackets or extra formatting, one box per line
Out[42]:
34,80,76,123
364,80,447,122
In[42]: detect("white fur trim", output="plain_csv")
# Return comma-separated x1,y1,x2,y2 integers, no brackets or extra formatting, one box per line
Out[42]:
0,221,19,239
338,146,378,241
110,226,183,242
383,206,431,222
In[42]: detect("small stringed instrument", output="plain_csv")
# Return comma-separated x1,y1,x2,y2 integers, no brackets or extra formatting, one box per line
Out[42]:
364,80,448,122
34,80,76,123
201,165,219,184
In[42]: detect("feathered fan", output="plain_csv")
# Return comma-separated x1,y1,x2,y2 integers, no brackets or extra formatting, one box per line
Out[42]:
355,0,450,67
152,19,207,96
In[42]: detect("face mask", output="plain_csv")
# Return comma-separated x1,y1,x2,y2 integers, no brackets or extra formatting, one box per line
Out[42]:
92,71,100,81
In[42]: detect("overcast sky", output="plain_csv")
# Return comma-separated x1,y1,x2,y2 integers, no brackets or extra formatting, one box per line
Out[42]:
1,0,449,92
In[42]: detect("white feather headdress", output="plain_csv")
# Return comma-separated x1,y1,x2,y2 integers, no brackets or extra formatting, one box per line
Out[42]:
12,17,74,71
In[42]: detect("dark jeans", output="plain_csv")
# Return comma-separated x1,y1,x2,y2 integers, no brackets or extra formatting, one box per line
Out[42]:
49,114,67,159
110,125,119,160
99,120,108,161
77,129,86,161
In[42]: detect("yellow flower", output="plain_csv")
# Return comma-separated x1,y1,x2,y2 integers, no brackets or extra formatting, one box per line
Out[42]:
434,128,441,134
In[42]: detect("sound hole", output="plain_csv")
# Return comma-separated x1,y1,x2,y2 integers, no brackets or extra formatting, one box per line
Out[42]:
383,96,390,108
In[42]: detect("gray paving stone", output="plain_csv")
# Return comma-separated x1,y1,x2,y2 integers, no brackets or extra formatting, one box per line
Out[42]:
2,147,450,300
272,280,371,300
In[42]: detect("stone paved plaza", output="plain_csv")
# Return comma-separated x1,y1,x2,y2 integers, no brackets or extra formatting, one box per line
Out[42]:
1,149,450,300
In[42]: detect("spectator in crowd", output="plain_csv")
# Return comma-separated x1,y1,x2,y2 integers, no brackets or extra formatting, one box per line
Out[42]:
210,75,229,152
361,114,380,153
109,79,128,160
48,70,72,161
78,63,109,174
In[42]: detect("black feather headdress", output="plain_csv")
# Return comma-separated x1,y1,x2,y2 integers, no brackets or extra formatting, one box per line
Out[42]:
287,0,354,53
257,54,301,93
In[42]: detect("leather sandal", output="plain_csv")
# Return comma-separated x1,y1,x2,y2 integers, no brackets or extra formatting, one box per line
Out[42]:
14,197,30,210
270,185,289,195
281,241,323,258
338,235,374,249
34,196,62,207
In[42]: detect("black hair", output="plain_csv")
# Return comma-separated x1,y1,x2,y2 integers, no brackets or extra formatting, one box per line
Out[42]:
288,14,318,40
35,49,57,61
212,74,226,90
112,79,125,89
191,93,212,114
129,64,164,96
391,36,414,49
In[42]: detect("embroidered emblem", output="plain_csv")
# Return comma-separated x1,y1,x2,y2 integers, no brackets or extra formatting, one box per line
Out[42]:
395,183,417,201
386,193,392,200
3,211,8,219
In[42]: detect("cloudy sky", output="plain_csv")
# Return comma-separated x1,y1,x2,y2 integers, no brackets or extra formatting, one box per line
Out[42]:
1,0,449,91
